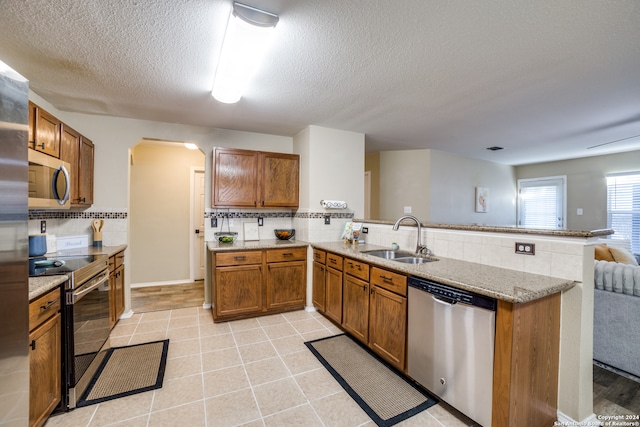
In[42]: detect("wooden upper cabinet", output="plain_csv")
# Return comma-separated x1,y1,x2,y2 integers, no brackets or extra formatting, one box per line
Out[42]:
212,147,299,208
29,101,61,158
59,124,94,206
260,152,299,208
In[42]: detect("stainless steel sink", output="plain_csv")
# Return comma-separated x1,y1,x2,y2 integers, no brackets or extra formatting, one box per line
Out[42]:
361,249,414,259
393,257,436,264
362,249,437,264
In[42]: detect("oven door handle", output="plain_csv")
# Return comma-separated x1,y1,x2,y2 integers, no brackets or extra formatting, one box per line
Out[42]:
70,271,109,304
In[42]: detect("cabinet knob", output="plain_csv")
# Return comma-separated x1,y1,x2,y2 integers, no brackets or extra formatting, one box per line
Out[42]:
379,275,393,282
40,300,56,310
30,340,36,350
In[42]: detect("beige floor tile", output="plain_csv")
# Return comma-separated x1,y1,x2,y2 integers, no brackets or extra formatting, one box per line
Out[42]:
256,313,287,326
203,365,250,397
201,347,242,372
170,307,200,318
168,315,198,329
88,390,154,426
109,335,131,347
166,325,199,342
103,414,150,426
44,405,96,427
290,318,325,334
237,341,278,364
167,338,200,359
205,389,261,427
281,349,323,375
245,357,291,386
396,409,442,426
116,313,142,326
229,317,261,332
140,310,171,321
237,420,265,427
252,378,308,417
163,353,203,380
129,330,167,345
311,391,370,427
427,403,475,426
263,403,324,427
233,328,269,346
281,310,316,322
294,368,343,401
198,313,214,324
301,329,337,342
262,323,298,340
110,323,138,337
151,374,204,412
148,400,206,427
200,332,236,353
199,321,231,337
134,318,169,334
270,335,308,356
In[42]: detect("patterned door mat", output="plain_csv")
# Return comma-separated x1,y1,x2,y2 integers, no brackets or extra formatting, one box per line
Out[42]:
305,334,437,427
77,339,169,407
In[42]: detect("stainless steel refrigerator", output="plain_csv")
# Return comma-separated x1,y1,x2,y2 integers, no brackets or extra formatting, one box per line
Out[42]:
0,60,29,426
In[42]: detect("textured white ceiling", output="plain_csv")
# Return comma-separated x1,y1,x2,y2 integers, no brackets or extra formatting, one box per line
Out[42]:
0,0,639,165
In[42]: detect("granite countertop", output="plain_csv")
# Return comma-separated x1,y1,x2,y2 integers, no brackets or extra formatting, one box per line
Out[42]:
28,244,128,301
207,239,309,252
311,242,577,304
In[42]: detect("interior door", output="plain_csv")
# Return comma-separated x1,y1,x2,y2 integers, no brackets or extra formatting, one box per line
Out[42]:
191,169,205,280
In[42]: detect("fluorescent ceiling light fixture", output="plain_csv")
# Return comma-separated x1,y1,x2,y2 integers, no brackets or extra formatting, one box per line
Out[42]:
184,142,198,150
212,2,279,104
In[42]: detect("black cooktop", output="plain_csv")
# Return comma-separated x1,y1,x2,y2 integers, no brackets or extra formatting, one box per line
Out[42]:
28,255,98,277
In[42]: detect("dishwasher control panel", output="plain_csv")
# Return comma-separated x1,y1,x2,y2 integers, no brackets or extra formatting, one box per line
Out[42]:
408,277,496,311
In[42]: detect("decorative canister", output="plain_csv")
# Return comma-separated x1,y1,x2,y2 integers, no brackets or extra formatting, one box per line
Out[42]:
29,234,47,257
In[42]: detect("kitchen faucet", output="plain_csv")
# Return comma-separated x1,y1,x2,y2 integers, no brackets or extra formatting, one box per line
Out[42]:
392,215,430,256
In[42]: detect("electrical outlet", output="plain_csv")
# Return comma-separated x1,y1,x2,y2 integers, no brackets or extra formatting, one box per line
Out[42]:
324,215,331,225
258,217,263,226
40,220,46,233
211,217,217,228
515,242,535,255
362,227,368,234
404,206,412,214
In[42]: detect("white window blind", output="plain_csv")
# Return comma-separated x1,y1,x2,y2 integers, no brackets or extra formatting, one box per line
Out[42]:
607,172,640,254
517,176,566,229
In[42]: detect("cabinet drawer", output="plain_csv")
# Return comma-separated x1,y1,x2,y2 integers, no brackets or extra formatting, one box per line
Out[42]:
108,256,116,273
344,258,369,281
267,247,307,263
216,251,262,267
313,249,326,264
371,267,407,296
29,287,60,331
115,251,125,269
326,253,343,271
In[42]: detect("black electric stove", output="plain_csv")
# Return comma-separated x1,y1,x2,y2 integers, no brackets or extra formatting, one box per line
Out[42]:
29,254,109,289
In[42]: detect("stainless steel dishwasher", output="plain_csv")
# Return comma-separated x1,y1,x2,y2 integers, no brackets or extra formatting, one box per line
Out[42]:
407,276,496,427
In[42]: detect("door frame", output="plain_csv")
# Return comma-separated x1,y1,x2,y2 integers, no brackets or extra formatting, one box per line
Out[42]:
190,166,206,281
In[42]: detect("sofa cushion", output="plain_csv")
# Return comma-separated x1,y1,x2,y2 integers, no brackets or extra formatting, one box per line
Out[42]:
594,244,615,262
609,246,639,266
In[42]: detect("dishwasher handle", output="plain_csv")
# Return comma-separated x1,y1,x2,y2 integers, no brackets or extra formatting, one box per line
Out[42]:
432,295,457,306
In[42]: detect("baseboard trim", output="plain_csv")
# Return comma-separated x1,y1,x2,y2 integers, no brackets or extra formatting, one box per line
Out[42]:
130,279,197,288
119,310,134,319
202,303,211,310
305,305,317,313
557,411,600,426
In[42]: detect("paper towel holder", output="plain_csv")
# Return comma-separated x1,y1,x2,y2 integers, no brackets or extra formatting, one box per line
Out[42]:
320,200,348,209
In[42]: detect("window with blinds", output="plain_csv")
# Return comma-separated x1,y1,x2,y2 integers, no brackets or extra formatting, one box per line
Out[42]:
517,176,566,229
607,172,640,254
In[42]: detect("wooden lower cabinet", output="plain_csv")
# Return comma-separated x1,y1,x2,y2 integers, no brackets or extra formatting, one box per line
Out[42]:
369,285,407,371
215,265,263,318
324,266,343,324
29,288,62,427
109,251,125,329
212,247,307,322
312,260,326,311
342,274,370,344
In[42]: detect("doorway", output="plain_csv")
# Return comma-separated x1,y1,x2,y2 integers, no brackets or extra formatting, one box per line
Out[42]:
129,140,205,310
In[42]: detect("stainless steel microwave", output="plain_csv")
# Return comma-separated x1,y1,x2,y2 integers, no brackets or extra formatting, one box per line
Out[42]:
28,148,71,209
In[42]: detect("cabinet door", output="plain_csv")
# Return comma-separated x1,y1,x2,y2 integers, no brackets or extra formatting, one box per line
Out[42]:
266,260,306,310
109,271,117,329
212,148,259,207
29,313,61,427
260,152,299,208
342,274,369,344
33,105,61,158
369,286,407,371
325,267,343,324
114,265,125,321
215,265,263,318
59,124,80,203
77,136,94,205
312,261,326,311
